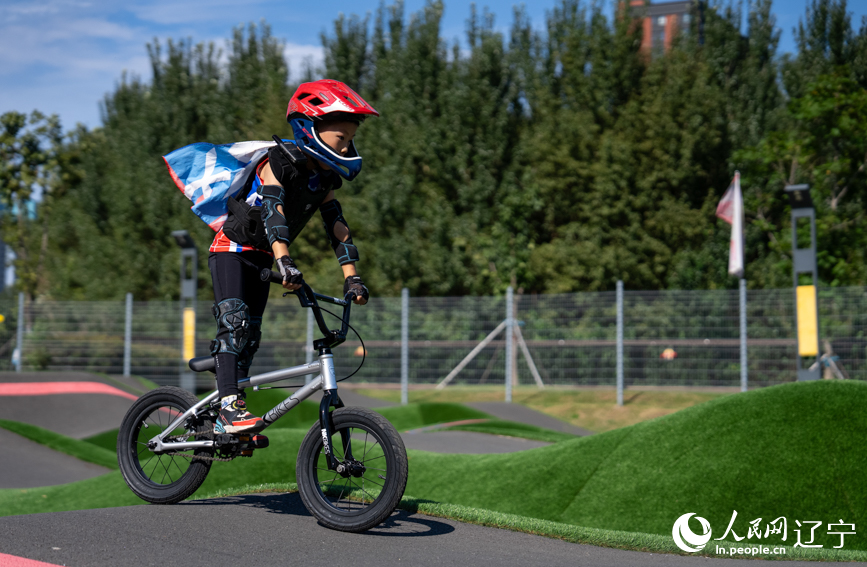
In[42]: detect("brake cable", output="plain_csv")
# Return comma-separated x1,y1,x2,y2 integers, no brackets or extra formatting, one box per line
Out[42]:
256,305,366,390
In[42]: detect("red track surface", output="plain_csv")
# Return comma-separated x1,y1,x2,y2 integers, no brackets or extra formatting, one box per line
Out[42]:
0,382,138,401
0,552,63,567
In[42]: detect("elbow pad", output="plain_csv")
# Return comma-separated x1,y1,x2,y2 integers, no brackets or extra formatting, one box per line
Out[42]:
259,184,292,246
320,199,359,265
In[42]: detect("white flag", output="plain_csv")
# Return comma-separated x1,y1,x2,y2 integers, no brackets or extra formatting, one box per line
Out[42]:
715,171,744,277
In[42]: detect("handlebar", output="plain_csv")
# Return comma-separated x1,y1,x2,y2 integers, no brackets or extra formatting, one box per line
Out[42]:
260,269,353,350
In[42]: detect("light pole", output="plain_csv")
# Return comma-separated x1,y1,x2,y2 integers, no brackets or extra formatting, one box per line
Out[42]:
172,230,198,392
785,185,820,381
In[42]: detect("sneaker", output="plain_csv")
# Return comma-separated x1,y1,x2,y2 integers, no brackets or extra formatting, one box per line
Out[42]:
214,395,264,434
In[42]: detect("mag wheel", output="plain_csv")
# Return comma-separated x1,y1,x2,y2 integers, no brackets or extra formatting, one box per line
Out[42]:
117,386,214,504
296,407,408,532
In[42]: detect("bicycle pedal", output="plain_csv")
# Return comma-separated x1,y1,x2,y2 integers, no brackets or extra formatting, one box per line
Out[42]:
240,450,254,457
236,434,268,450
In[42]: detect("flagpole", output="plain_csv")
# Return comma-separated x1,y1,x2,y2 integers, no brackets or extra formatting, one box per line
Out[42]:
717,171,747,393
740,277,747,392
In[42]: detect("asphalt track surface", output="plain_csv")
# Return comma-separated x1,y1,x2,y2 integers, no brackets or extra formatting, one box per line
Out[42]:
0,493,842,567
0,427,110,488
0,372,140,439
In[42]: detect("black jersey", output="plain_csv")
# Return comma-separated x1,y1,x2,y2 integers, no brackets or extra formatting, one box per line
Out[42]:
261,145,343,246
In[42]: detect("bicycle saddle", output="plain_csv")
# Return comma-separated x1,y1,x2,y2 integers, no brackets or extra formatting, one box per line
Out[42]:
189,356,216,373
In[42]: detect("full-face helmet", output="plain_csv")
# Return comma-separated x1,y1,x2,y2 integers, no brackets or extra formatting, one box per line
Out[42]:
286,80,379,181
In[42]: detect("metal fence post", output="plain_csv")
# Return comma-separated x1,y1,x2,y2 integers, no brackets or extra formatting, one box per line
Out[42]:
124,292,133,377
15,292,24,372
505,286,514,403
401,288,409,405
616,280,624,406
740,278,748,392
305,308,314,384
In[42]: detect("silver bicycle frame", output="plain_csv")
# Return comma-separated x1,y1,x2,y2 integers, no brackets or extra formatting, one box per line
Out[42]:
147,353,339,453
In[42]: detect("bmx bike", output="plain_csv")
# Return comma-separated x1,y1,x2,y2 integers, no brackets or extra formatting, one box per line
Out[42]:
117,269,408,532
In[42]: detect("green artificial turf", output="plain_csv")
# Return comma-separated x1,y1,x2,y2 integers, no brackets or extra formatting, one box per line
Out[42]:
400,380,867,551
0,420,118,470
83,429,120,452
442,419,576,443
374,402,491,431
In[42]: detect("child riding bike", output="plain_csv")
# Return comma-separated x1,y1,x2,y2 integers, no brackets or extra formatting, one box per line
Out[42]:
166,80,377,434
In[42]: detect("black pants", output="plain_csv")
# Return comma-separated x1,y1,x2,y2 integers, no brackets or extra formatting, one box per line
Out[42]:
209,251,272,398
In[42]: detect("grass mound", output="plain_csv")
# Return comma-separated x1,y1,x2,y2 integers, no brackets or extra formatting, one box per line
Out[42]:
83,429,121,453
375,402,491,431
401,380,867,550
442,419,575,443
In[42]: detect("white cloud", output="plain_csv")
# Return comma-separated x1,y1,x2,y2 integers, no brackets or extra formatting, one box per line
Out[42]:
126,0,273,26
283,42,325,81
1,0,94,21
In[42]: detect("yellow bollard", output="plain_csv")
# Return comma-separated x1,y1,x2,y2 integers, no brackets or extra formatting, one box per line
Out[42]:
183,308,196,361
796,285,818,357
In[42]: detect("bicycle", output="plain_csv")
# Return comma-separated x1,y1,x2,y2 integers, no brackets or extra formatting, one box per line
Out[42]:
117,270,409,532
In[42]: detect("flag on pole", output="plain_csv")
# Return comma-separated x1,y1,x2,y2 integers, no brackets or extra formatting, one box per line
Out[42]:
715,171,744,277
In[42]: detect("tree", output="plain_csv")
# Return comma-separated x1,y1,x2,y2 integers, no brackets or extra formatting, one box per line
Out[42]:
0,111,64,299
737,71,867,287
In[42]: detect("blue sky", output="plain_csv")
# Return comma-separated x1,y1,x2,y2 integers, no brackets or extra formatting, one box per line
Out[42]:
1,0,865,131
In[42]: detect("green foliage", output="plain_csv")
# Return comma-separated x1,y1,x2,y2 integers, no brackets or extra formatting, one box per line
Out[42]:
43,25,294,300
12,0,867,299
0,111,67,298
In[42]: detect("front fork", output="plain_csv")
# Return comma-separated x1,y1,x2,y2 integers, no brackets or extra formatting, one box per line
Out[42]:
317,349,353,471
319,388,349,471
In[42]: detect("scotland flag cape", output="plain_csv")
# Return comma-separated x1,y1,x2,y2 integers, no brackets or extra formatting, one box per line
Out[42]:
163,140,278,231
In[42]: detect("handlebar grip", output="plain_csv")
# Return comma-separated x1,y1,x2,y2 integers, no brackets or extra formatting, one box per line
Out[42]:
260,268,284,284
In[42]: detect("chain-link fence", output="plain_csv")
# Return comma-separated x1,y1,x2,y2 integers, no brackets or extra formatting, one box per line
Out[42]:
4,286,866,388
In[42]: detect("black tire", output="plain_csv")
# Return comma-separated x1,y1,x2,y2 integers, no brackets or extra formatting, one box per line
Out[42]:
117,386,214,504
296,407,408,532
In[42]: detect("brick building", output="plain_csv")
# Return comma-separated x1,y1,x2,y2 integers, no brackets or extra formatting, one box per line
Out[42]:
629,0,697,53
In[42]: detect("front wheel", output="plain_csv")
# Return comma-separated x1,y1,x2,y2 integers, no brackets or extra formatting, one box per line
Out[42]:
296,407,408,532
117,386,214,504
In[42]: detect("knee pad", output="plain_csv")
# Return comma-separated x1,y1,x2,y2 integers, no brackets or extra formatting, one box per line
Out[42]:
237,317,262,373
210,298,251,356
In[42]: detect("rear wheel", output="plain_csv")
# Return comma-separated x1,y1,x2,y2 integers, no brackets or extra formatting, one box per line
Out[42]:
117,386,214,504
296,407,408,532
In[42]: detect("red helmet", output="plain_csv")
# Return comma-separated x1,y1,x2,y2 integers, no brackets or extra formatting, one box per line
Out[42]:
286,79,379,121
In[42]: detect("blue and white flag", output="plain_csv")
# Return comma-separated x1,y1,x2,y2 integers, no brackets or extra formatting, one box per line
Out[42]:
163,140,277,231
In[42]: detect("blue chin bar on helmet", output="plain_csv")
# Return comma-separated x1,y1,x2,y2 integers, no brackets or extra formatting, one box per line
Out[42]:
289,117,363,181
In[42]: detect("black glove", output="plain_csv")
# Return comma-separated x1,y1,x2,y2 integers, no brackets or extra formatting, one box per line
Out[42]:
276,256,303,285
344,275,369,302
